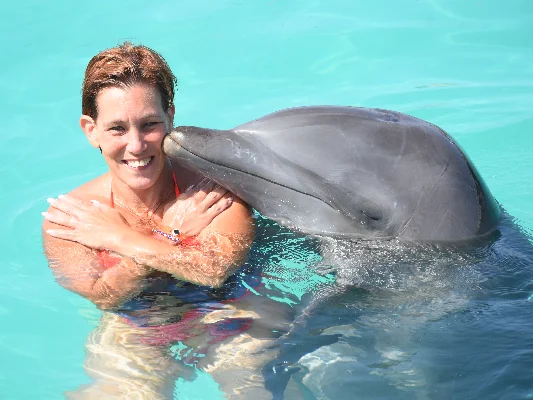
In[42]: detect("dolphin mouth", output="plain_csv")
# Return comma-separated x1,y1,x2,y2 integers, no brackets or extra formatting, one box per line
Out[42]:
163,132,182,154
164,132,336,209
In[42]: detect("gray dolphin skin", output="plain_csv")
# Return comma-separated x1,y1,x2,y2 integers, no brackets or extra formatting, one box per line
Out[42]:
164,106,501,242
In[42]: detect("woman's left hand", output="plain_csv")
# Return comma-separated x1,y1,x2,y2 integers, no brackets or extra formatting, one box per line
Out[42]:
43,195,130,250
163,179,234,237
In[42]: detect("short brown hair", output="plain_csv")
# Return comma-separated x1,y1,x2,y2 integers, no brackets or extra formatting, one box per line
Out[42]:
82,42,177,119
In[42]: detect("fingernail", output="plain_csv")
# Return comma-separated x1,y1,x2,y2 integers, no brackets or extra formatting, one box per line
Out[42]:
47,198,55,204
58,194,65,199
228,196,234,202
41,211,50,218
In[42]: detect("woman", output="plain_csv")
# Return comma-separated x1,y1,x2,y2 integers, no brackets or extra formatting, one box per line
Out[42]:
42,42,290,399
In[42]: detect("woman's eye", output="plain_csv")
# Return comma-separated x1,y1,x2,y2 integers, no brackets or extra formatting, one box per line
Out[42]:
110,126,125,133
143,121,160,130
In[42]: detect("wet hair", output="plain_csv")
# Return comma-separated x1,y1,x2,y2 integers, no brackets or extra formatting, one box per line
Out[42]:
81,41,177,119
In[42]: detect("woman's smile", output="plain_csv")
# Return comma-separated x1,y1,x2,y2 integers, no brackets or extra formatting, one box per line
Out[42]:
123,156,154,169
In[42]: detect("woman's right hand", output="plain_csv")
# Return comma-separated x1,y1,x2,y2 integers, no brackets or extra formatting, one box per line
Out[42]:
162,179,235,237
43,195,131,250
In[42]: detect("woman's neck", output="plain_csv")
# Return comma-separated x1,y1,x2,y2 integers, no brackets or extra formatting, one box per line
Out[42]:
109,164,175,222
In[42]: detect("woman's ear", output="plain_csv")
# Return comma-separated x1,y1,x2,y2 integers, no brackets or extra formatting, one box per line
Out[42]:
80,115,100,148
167,105,175,129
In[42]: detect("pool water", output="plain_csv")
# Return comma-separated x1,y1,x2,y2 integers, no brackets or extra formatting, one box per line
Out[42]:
1,0,532,399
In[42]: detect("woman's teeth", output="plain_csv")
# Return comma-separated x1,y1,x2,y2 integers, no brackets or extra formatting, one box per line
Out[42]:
126,157,152,168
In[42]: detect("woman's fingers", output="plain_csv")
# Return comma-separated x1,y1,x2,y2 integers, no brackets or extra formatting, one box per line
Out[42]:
178,178,209,201
89,199,114,213
174,194,234,237
181,179,233,214
200,185,228,209
57,194,91,210
206,195,234,216
42,211,77,228
187,178,219,195
193,180,218,202
45,228,78,241
43,195,130,250
181,179,224,204
44,196,111,228
47,195,91,219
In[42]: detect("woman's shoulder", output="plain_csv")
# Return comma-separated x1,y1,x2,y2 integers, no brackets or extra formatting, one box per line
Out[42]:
68,173,111,204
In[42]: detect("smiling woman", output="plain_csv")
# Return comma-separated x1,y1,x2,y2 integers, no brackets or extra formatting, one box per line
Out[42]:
40,42,287,399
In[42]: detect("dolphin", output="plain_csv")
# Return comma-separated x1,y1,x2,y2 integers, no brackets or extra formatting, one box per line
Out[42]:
164,106,500,242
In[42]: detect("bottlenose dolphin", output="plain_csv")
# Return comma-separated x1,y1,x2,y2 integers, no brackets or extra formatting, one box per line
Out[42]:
164,106,500,242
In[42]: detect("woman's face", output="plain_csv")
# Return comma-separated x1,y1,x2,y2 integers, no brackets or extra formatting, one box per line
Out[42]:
83,83,174,191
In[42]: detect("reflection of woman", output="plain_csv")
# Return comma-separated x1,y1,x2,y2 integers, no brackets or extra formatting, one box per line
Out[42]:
42,42,288,399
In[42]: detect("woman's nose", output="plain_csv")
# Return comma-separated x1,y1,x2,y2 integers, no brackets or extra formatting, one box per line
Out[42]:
126,129,147,154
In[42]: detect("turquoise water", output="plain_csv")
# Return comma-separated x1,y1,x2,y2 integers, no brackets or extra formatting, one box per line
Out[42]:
1,0,532,399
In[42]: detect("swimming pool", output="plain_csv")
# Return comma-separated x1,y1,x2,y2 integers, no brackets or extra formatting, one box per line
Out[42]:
1,0,532,398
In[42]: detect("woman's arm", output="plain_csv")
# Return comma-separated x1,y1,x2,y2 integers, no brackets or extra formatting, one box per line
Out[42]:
42,229,152,310
45,194,255,288
113,197,255,287
42,183,239,308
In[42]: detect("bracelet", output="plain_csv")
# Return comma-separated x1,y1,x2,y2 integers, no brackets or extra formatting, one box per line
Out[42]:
152,228,183,244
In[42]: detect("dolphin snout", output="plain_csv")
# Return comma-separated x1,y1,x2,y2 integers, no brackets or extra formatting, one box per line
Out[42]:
163,130,183,156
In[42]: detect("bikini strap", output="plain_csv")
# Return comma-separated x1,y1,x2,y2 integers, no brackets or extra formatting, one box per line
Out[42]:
110,184,115,208
172,171,180,197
